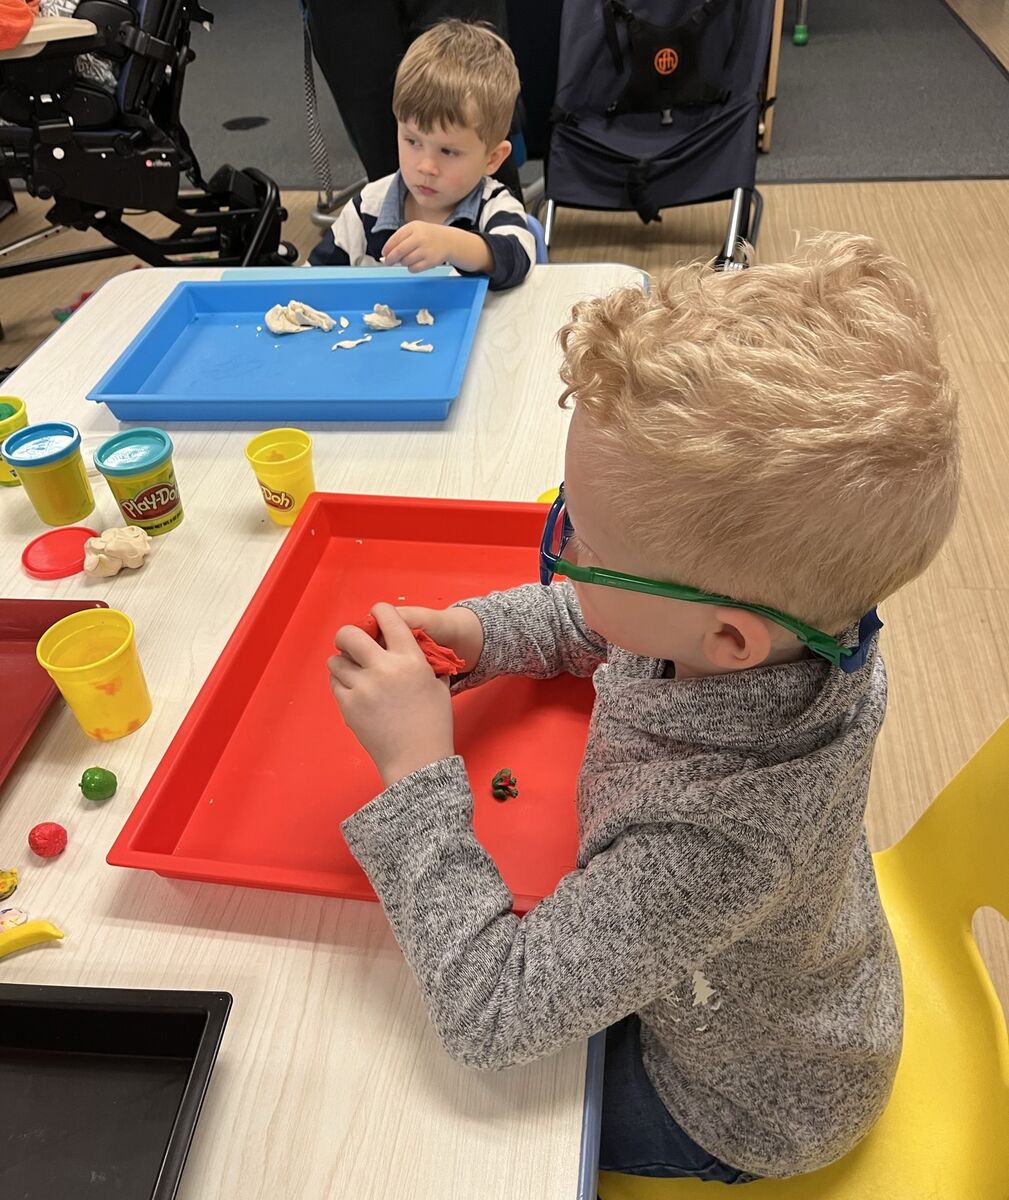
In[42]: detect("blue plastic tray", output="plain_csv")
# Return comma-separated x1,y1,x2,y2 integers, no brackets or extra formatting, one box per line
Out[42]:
219,266,455,281
87,276,488,422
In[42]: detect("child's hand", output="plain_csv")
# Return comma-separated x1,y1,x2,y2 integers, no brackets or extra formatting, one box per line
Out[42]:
396,604,484,672
329,604,455,787
382,223,492,274
382,221,457,272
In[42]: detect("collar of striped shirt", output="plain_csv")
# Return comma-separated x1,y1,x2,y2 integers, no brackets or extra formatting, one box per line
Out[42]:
373,171,485,234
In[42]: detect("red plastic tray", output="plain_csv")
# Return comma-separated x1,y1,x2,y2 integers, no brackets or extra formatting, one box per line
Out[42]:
108,494,593,913
0,598,109,789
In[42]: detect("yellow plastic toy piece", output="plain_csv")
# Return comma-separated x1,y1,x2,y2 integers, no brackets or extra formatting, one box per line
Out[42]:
0,919,64,960
600,718,1009,1200
537,487,561,505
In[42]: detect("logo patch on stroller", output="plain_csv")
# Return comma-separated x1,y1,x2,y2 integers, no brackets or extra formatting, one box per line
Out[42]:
653,47,679,75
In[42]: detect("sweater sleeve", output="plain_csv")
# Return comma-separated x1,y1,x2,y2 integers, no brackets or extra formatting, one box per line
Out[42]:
454,582,607,689
460,186,535,290
341,756,789,1070
308,196,366,267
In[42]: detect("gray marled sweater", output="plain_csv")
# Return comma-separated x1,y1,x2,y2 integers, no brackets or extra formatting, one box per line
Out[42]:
341,583,903,1178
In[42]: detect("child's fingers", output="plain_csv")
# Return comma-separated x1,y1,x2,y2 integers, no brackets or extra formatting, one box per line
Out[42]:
328,674,351,707
326,652,357,681
386,244,419,267
383,230,421,264
399,241,428,265
395,605,438,630
334,624,384,666
372,602,420,654
400,248,433,271
382,227,407,257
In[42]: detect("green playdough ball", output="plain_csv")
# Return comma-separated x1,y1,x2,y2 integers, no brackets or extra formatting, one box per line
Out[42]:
0,403,16,421
79,767,118,802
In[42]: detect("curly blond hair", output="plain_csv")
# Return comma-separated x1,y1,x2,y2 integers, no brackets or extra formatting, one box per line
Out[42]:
558,233,961,632
393,20,518,149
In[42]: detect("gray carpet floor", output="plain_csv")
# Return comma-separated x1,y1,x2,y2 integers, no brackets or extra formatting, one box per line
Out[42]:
179,0,1009,191
758,0,1009,181
180,3,363,192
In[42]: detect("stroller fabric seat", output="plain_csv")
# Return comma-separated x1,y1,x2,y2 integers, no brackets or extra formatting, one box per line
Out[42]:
547,0,776,224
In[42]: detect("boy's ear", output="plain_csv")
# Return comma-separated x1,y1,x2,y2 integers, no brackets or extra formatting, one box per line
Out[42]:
701,608,773,672
484,139,511,176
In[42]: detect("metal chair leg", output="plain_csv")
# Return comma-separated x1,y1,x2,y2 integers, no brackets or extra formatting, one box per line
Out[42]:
794,0,809,45
714,187,749,271
748,187,764,248
310,177,367,228
542,198,557,248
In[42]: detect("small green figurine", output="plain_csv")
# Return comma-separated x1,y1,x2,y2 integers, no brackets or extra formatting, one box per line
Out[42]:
491,768,519,801
79,767,118,803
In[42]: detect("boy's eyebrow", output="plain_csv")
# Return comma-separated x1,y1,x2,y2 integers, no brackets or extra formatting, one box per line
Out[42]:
401,123,469,150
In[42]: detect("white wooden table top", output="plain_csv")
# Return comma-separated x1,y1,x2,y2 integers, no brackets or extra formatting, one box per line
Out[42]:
0,263,642,1200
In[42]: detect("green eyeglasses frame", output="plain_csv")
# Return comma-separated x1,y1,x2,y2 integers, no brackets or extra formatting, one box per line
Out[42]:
539,484,881,673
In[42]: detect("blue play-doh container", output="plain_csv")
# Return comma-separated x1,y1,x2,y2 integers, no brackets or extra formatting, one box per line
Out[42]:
94,427,184,536
1,421,95,526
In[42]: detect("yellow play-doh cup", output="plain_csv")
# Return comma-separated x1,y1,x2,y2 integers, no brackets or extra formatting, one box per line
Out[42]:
36,609,152,742
244,428,315,527
1,421,94,526
0,396,28,486
93,428,183,536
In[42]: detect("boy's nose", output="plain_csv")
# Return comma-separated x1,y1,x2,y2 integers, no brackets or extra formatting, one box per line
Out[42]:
420,158,438,177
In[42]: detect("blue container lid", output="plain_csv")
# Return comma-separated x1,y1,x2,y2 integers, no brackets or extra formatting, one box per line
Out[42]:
1,421,81,468
94,427,173,477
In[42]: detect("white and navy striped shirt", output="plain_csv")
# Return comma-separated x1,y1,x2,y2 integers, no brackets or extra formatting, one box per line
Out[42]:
309,171,535,291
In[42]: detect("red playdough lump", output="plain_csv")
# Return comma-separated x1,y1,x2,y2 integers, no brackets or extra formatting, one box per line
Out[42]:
28,822,68,859
354,615,465,677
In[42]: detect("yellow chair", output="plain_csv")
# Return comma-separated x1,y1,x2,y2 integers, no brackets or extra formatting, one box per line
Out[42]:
598,719,1009,1200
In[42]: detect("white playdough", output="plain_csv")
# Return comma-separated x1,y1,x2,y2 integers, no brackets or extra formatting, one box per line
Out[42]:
83,526,152,577
331,335,373,350
264,300,336,335
363,303,402,330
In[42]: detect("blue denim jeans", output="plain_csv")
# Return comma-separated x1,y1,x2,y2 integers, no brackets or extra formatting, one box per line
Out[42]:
599,1015,759,1184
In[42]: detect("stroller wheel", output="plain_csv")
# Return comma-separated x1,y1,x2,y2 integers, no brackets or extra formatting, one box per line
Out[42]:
272,241,299,264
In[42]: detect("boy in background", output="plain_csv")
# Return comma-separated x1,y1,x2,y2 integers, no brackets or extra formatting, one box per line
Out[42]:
310,20,535,291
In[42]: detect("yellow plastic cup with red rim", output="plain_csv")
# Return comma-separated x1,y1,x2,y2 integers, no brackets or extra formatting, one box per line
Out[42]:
36,608,152,741
244,428,315,527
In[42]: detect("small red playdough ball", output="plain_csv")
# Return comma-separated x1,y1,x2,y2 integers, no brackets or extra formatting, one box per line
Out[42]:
28,822,68,859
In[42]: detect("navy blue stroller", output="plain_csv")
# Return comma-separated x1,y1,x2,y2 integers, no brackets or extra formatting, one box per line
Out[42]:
542,0,777,267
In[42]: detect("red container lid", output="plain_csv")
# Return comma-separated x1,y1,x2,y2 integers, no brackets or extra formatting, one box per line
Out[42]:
21,526,99,580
